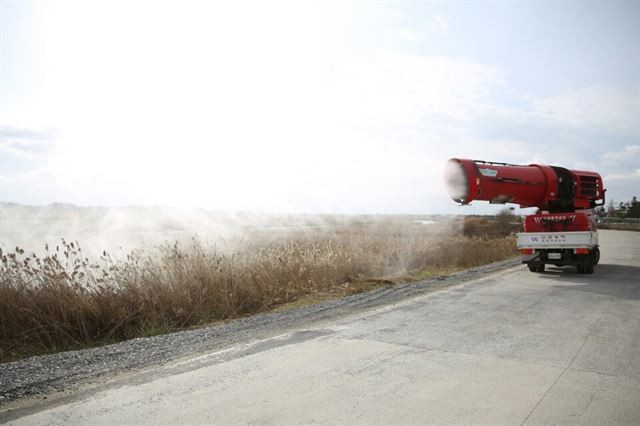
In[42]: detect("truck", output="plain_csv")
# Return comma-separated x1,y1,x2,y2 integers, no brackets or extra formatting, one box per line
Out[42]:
444,158,606,274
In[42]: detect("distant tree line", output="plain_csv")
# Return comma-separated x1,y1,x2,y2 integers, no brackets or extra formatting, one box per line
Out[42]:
595,197,640,219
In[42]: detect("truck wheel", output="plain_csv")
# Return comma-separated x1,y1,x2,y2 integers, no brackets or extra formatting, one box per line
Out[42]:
528,264,544,273
577,265,585,273
585,264,594,274
528,264,545,273
592,247,600,265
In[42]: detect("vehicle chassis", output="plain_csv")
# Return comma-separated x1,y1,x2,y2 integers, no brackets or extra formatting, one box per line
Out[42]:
522,246,600,274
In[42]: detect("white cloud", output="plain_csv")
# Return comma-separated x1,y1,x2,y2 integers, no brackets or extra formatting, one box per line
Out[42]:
601,144,640,166
379,5,406,21
333,53,506,127
0,126,56,160
532,84,638,134
396,16,449,44
427,16,449,32
597,144,640,201
396,29,427,43
606,169,640,181
600,145,640,199
604,168,640,202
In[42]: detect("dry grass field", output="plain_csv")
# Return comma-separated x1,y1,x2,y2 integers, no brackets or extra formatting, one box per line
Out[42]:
0,209,520,362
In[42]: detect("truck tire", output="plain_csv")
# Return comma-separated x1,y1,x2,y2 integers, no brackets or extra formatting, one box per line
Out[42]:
585,264,594,274
577,265,585,273
528,264,545,273
592,247,600,265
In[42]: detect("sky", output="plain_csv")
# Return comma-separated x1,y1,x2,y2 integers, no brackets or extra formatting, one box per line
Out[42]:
0,0,638,215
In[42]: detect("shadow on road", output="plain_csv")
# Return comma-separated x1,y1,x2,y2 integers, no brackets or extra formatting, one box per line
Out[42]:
537,263,640,300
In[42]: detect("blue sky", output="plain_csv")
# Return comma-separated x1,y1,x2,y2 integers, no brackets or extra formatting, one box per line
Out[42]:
0,0,638,214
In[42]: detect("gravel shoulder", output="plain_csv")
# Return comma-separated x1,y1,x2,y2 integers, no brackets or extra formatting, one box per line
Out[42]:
0,258,520,409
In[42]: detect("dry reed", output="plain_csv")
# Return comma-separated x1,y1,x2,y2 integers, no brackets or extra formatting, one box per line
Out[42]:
1,218,518,362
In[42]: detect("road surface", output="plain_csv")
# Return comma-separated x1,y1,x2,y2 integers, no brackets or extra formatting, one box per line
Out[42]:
4,230,640,425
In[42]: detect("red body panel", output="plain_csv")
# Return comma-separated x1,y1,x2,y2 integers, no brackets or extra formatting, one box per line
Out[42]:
444,158,605,210
524,213,595,232
571,170,605,209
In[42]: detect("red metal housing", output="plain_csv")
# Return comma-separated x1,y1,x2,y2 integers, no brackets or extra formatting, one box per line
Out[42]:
444,158,605,212
523,212,596,232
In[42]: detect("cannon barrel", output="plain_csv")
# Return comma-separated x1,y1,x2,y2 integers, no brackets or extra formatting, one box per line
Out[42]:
444,158,605,212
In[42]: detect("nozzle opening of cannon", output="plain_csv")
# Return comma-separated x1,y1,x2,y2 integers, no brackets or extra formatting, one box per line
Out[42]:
444,159,470,204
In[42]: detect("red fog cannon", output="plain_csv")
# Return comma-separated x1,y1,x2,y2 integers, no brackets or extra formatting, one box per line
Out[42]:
445,159,606,274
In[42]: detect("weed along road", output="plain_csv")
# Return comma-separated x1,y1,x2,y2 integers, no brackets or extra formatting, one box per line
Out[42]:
3,230,639,425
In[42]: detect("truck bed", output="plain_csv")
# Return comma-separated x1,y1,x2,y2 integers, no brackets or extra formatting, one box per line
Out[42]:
516,231,598,249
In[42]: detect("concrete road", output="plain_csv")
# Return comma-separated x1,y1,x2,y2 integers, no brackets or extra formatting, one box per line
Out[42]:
6,230,640,425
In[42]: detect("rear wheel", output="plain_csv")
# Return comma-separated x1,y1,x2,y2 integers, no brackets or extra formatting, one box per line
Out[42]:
585,264,594,274
577,265,585,273
592,247,600,265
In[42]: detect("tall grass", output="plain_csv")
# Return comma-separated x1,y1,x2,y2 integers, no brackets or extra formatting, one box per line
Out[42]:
1,219,518,362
